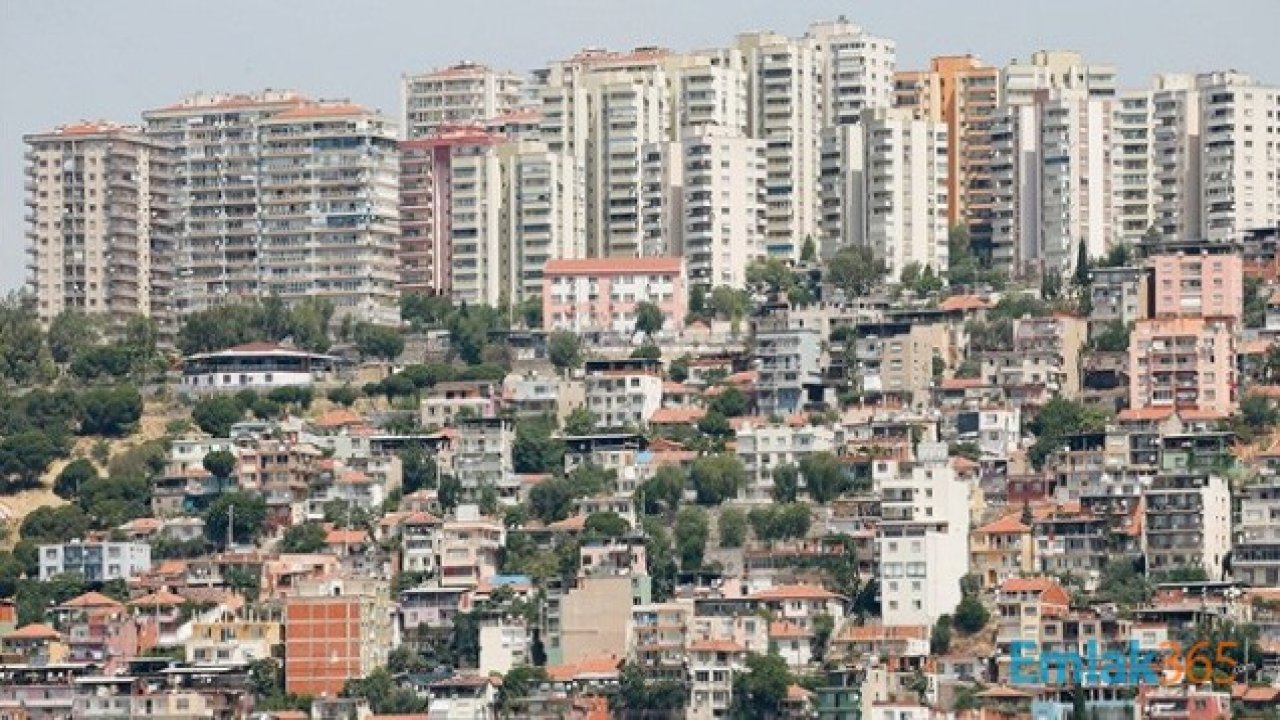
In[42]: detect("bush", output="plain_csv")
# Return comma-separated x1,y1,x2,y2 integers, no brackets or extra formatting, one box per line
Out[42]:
79,385,143,437
192,395,247,437
54,459,99,500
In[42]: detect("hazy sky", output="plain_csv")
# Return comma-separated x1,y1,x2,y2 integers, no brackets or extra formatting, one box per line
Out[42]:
2,0,1277,292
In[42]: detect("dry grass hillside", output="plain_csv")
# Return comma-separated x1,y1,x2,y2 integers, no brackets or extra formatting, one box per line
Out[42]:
0,401,173,546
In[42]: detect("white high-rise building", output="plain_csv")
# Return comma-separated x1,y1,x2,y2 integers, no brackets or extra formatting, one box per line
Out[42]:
643,126,767,292
877,442,971,627
1151,74,1202,241
24,122,175,335
1002,50,1117,105
1112,88,1157,246
672,49,750,135
401,62,526,140
737,31,824,258
1198,71,1280,242
143,90,310,314
989,90,1113,278
819,108,948,280
257,103,401,322
808,17,897,126
534,48,673,259
449,139,582,307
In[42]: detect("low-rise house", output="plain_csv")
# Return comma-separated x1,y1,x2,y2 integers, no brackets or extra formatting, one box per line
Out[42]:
970,514,1035,591
39,540,151,582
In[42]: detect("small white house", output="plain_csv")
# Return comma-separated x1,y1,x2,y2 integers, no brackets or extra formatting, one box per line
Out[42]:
181,342,340,394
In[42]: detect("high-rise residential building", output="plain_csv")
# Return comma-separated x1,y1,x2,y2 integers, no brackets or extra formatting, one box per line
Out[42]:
257,103,400,322
143,91,310,314
736,31,823,258
1197,71,1280,242
534,48,673,259
819,108,948,280
989,90,1113,277
145,92,402,322
672,49,750,135
893,56,1000,246
736,20,895,259
642,126,767,291
1151,74,1201,241
1111,87,1158,245
1129,317,1236,416
401,62,526,140
24,122,176,335
399,126,505,296
1002,50,1117,105
448,139,582,307
1149,245,1243,321
808,18,897,126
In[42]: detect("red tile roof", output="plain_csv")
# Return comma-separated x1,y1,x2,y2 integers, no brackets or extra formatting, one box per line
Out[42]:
543,257,683,276
58,592,124,610
977,515,1031,534
130,590,187,608
750,584,837,601
314,409,363,428
939,295,991,312
326,529,371,545
688,638,746,653
649,407,706,425
769,621,811,638
4,623,61,641
269,102,370,120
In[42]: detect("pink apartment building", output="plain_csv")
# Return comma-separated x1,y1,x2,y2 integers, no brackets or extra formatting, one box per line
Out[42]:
1150,249,1243,321
1129,317,1236,416
542,257,686,337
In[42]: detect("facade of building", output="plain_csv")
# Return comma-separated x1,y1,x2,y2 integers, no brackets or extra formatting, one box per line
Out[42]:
39,541,151,582
819,108,949,279
755,327,824,417
283,577,392,697
893,55,1000,246
542,257,686,337
24,122,175,335
144,92,400,321
1149,248,1243,321
1129,317,1236,416
401,62,526,139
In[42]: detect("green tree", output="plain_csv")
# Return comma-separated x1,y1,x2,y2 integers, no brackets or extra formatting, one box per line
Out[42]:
747,256,797,296
1074,240,1092,287
730,653,791,718
547,331,583,372
719,507,747,548
638,464,685,515
354,323,406,362
584,511,630,538
498,664,550,713
631,342,662,361
953,582,990,635
749,503,811,543
70,346,133,381
280,523,328,553
204,492,268,547
191,395,247,438
690,454,746,505
674,506,710,570
0,301,55,386
53,458,98,500
400,445,438,494
668,355,691,383
1090,321,1131,352
931,614,953,654
799,452,849,503
614,662,687,714
709,386,751,418
563,406,595,436
78,385,143,437
1028,397,1109,469
47,311,99,365
326,384,359,407
771,464,799,503
708,286,750,322
827,245,886,297
20,504,92,544
513,417,564,474
342,668,429,714
529,478,576,523
634,301,666,337
642,517,679,602
800,236,817,263
438,475,462,513
202,450,236,479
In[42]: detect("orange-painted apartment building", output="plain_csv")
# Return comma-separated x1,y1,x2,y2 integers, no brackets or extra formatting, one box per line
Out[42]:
283,576,392,696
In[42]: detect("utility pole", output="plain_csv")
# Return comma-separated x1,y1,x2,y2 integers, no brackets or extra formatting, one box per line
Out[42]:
227,502,235,549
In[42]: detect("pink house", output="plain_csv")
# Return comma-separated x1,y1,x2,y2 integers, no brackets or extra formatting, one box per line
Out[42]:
1151,249,1242,321
1129,317,1237,416
543,257,686,337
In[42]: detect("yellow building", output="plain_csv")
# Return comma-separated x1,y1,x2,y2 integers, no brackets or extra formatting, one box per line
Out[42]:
186,608,283,666
970,514,1035,590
